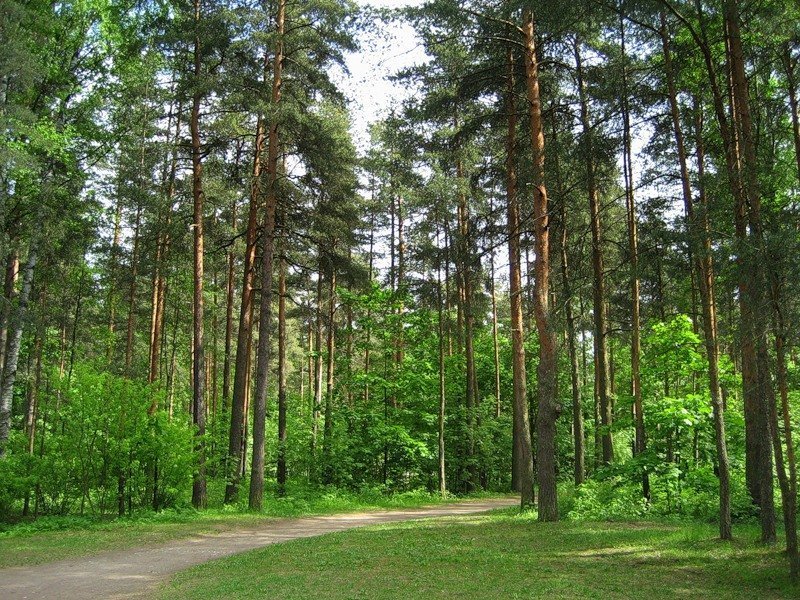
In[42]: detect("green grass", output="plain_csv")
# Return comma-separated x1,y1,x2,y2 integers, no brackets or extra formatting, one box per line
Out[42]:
160,509,796,599
0,486,478,568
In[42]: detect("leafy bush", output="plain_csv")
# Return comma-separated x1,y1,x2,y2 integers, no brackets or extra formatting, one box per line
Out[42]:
567,478,649,521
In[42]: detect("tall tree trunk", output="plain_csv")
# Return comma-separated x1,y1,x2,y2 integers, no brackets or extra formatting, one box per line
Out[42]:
621,12,648,500
124,203,142,375
489,197,501,418
190,0,207,508
222,198,237,407
506,46,535,506
661,14,731,538
150,103,181,391
249,0,284,510
224,107,265,503
322,261,336,484
525,11,558,521
311,263,324,476
457,153,477,492
551,117,584,486
575,39,613,464
437,220,447,496
771,275,799,578
106,198,122,364
277,247,288,495
0,241,36,454
0,250,19,375
725,1,775,542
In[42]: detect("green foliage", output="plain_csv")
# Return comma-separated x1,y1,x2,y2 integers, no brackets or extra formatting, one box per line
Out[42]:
160,511,796,599
0,364,194,520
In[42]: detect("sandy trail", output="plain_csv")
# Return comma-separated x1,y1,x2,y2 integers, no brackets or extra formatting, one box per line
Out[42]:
0,497,517,599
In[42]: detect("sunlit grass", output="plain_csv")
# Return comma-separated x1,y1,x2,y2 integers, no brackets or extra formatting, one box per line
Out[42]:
161,509,795,599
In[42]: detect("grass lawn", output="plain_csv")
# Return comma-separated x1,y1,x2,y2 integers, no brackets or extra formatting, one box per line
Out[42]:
160,509,796,599
0,487,481,569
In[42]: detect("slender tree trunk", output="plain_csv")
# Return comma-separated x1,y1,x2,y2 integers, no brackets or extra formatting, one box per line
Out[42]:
661,15,731,538
506,46,535,506
575,39,613,464
311,264,324,475
525,11,558,521
22,295,44,516
489,198,501,418
277,248,288,495
0,250,19,377
552,117,584,487
106,199,122,364
725,1,775,542
621,12,648,500
771,276,799,578
150,102,181,391
190,0,207,508
322,262,336,484
124,204,142,375
457,152,477,492
0,242,36,454
224,107,265,503
437,220,447,496
249,0,284,510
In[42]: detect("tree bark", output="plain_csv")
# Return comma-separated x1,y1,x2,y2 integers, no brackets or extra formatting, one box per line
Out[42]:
575,39,613,464
662,14,731,538
277,247,288,495
224,108,265,503
0,241,36,454
551,116,583,487
621,12,648,500
525,11,559,521
724,1,775,542
322,260,336,484
506,46,535,507
489,197,501,418
437,220,447,496
190,0,207,508
124,203,142,375
0,250,19,376
249,0,285,510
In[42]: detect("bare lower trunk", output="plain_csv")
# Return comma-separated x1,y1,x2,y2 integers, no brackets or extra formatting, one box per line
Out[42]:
621,13,648,500
277,249,288,494
248,0,284,511
437,221,446,496
190,0,207,508
224,111,265,504
725,2,775,542
552,118,583,486
575,39,612,464
0,250,19,375
771,278,799,578
0,242,37,454
662,16,731,537
525,12,558,521
506,46,534,506
322,264,336,484
124,204,142,375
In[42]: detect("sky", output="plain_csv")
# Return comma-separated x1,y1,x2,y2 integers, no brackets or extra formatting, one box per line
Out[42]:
336,1,428,149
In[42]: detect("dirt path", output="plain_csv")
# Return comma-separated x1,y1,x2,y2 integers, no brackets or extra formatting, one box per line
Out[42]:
0,497,517,599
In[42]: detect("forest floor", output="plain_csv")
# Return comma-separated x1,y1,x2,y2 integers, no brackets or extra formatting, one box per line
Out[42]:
159,509,798,600
0,497,516,599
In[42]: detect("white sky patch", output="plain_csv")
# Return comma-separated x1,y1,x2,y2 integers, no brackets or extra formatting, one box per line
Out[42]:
333,0,428,150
